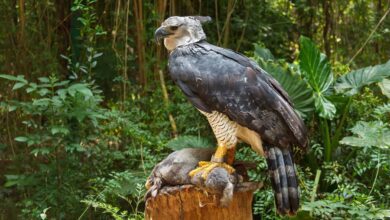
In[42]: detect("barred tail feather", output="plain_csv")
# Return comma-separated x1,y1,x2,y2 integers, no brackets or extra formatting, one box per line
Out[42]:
282,147,299,213
265,145,299,215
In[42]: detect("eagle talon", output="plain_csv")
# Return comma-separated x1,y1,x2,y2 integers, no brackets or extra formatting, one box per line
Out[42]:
189,161,235,180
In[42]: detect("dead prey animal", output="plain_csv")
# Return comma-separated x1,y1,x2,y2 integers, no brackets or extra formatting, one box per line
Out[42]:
145,148,244,206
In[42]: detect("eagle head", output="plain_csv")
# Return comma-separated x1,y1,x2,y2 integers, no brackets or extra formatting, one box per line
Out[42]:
155,16,211,51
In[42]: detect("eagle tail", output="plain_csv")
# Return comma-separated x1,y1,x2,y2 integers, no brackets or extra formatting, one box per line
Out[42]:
264,145,299,215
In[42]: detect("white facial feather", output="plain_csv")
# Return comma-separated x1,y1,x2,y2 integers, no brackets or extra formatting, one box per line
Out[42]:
161,16,207,50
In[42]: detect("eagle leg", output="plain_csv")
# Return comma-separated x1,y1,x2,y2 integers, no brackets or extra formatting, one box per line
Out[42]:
226,147,236,165
189,145,235,179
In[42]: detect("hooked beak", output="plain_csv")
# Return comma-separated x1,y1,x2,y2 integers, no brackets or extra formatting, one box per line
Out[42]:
154,27,171,44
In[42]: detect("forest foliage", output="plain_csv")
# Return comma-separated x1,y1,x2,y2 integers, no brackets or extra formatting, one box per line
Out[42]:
0,0,389,219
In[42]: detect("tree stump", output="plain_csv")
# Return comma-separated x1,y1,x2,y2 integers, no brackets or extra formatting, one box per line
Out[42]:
145,182,262,220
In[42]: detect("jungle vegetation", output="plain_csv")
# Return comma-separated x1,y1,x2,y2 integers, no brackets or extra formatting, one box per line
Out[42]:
0,0,389,219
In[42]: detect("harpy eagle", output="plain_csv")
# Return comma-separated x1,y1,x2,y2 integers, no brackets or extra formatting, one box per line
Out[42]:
154,16,307,215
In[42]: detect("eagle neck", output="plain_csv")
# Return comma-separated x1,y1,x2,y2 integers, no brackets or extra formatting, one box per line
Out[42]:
169,40,207,58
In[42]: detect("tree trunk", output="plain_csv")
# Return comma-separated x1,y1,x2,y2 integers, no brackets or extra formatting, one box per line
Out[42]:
322,0,332,58
133,0,146,86
145,182,261,220
375,0,382,55
221,0,235,48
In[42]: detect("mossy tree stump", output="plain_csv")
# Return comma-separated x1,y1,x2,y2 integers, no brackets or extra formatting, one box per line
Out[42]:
145,182,262,220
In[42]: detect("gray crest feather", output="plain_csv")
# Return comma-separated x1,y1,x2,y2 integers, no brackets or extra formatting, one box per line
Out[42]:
191,16,212,23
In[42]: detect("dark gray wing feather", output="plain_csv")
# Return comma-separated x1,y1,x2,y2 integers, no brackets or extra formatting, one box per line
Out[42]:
168,41,307,148
175,79,211,113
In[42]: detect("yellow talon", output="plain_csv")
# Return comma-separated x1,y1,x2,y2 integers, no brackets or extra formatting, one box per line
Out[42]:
189,145,235,179
220,163,235,173
200,163,219,179
188,161,235,179
189,165,206,177
198,161,211,167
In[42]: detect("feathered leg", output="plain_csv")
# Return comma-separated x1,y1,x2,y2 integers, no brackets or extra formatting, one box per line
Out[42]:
189,111,237,179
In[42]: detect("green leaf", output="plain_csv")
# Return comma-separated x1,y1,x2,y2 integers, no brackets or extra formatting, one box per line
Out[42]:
68,83,93,99
93,52,103,58
374,103,390,116
0,74,20,81
57,89,67,100
166,135,213,151
38,77,50,83
12,82,26,90
4,174,38,187
26,86,36,93
78,87,93,98
15,136,28,142
4,175,21,187
334,60,390,96
0,74,27,83
33,98,51,107
254,44,274,61
65,144,86,153
53,80,70,87
299,36,333,93
8,105,17,112
38,88,50,96
31,148,51,156
379,78,390,98
51,126,69,135
340,121,390,149
299,36,335,119
314,95,336,119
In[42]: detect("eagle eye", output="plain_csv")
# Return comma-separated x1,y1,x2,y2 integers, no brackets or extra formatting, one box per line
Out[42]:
170,26,179,31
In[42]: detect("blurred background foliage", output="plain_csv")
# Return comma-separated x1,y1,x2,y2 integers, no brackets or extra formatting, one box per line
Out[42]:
0,0,389,219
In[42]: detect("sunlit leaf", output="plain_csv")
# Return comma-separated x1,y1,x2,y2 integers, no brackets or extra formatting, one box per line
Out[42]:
379,78,390,98
93,52,103,58
15,136,28,142
51,126,69,135
68,83,93,99
12,82,26,90
38,77,50,83
0,74,27,83
373,103,390,116
334,60,390,96
340,121,390,149
299,36,335,119
26,87,36,93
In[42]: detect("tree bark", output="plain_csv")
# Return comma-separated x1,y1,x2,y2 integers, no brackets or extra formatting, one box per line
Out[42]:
322,0,332,58
221,0,235,47
133,0,146,86
145,182,261,220
375,0,382,55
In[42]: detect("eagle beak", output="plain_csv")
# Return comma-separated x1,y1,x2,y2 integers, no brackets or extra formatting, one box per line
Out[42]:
154,27,171,45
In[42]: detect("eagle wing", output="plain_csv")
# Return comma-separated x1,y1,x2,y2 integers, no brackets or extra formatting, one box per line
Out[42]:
168,41,307,148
